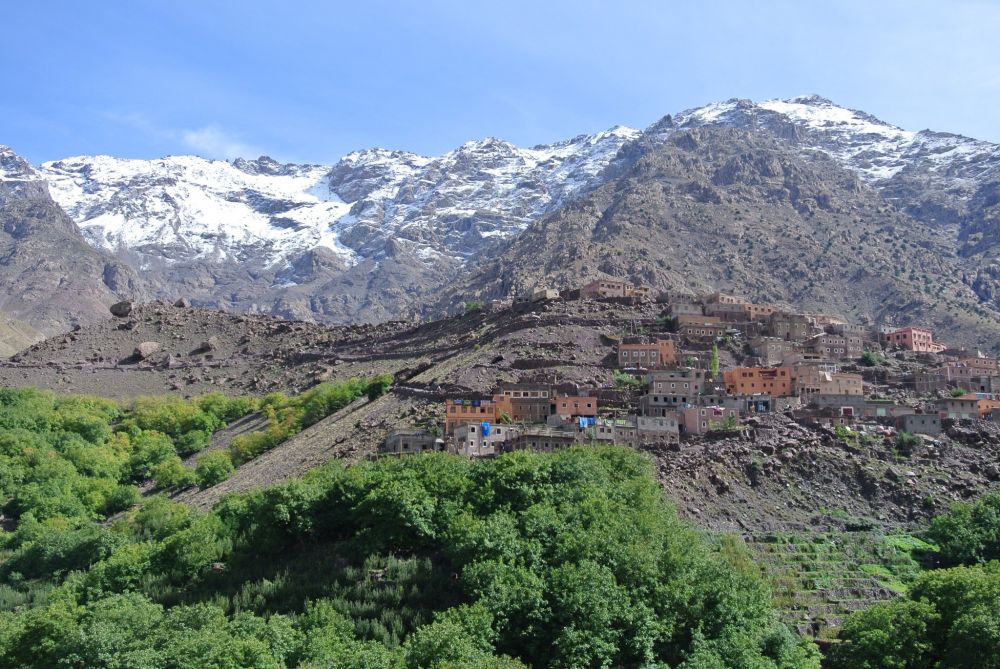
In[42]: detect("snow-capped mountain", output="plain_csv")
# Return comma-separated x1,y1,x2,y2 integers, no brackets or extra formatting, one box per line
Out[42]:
666,96,1000,233
38,126,640,273
7,95,1000,327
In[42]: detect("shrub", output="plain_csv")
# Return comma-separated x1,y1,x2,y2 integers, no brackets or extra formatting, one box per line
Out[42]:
195,451,234,489
895,431,921,457
950,387,970,397
860,351,883,367
927,492,1000,566
612,370,643,389
152,456,196,490
465,300,484,313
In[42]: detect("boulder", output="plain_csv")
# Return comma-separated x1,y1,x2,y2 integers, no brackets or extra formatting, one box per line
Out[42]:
197,336,219,353
110,301,133,318
174,297,191,308
134,341,162,360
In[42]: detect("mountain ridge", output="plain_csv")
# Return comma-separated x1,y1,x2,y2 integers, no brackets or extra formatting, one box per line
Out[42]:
3,95,1000,338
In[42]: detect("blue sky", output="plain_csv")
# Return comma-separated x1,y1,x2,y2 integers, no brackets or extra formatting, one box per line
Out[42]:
5,0,1000,164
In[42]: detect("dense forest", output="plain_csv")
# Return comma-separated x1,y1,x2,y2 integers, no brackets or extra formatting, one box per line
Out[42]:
0,387,997,668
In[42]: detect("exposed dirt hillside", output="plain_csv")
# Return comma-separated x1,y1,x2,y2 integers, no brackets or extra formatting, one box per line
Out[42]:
0,311,42,357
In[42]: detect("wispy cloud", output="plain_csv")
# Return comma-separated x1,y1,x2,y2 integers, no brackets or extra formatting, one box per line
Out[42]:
178,125,263,160
102,112,265,160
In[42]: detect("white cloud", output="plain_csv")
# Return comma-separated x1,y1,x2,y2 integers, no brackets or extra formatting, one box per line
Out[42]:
179,125,263,160
102,112,266,160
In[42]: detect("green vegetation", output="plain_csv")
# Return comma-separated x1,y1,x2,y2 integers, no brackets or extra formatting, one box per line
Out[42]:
895,431,921,457
950,387,970,397
227,376,392,465
612,369,643,389
827,493,1000,667
927,492,1000,566
0,445,819,668
464,300,484,313
710,342,720,378
0,388,255,524
194,451,235,488
829,563,1000,669
860,350,884,367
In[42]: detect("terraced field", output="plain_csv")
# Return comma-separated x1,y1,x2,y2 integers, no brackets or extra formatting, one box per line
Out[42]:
718,531,936,639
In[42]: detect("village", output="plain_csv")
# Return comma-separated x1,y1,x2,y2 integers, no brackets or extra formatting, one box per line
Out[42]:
377,278,998,457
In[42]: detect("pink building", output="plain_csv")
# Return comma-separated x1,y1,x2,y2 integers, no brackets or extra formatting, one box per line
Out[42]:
886,327,945,353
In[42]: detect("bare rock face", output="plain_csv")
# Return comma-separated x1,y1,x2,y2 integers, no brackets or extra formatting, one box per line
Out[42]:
134,341,161,359
0,148,144,335
110,301,134,318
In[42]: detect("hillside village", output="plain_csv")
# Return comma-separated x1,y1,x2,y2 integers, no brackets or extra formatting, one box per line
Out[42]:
384,279,1000,457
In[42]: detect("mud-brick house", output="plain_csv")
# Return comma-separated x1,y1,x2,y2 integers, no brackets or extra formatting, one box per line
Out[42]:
937,393,982,420
801,333,863,360
896,413,942,436
885,327,946,353
453,422,519,457
647,368,711,394
496,383,553,423
499,427,580,453
766,312,820,342
749,336,797,367
618,338,678,369
581,279,634,299
382,431,444,456
550,394,598,420
723,367,794,397
445,396,512,434
679,322,729,340
590,416,638,447
792,365,864,398
637,415,680,444
678,405,740,435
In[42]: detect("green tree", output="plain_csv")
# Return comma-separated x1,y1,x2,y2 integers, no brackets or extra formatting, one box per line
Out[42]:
710,343,720,378
194,451,234,489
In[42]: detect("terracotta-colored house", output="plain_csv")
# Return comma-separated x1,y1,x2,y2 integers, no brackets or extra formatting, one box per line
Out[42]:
445,396,512,434
550,395,598,418
886,327,946,353
723,367,794,397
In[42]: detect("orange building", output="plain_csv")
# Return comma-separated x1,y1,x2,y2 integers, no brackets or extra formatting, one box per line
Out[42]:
445,396,513,434
550,395,598,418
723,367,794,397
886,327,946,353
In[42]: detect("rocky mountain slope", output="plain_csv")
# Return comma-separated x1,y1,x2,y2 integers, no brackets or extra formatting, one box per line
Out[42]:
0,311,42,357
5,96,1000,333
0,147,145,337
442,126,1000,352
668,96,1000,307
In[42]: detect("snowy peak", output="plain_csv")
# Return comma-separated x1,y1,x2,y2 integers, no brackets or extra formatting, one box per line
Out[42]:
34,126,639,276
668,95,1000,182
0,146,41,182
